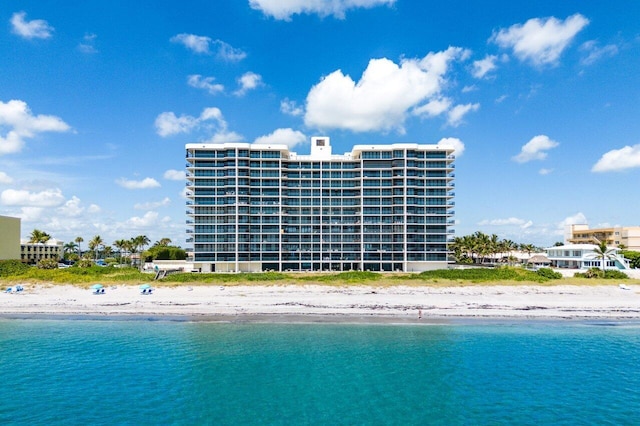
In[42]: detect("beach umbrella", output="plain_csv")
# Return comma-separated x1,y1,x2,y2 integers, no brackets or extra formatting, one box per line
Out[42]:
139,284,151,290
91,284,103,290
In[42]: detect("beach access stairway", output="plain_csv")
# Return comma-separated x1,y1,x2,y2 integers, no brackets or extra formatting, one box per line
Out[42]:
154,268,182,280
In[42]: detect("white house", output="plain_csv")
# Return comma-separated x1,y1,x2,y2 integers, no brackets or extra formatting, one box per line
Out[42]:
545,244,630,270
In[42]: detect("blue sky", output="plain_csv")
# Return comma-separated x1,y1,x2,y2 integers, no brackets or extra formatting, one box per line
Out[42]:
1,0,639,248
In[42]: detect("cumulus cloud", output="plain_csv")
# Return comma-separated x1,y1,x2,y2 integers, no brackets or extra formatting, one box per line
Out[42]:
234,72,263,96
170,34,246,61
78,33,98,53
592,144,640,172
155,107,244,142
249,0,396,20
164,170,186,180
513,135,559,163
478,217,531,227
447,103,479,127
472,55,498,78
491,14,589,66
412,97,452,118
280,98,304,116
57,196,84,217
436,137,465,157
304,46,470,133
134,197,171,210
580,40,619,65
187,74,224,95
0,171,13,184
10,11,54,39
126,211,161,228
0,99,72,155
116,177,161,190
254,128,307,148
0,188,65,207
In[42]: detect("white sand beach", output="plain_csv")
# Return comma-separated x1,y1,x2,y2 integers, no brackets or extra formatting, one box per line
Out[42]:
2,284,640,321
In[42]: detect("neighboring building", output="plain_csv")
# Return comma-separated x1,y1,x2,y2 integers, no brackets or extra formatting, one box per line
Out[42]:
545,244,630,270
20,239,64,265
0,215,21,260
186,137,455,273
566,224,640,250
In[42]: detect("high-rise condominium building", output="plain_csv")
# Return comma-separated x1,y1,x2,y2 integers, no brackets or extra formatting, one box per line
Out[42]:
186,137,455,273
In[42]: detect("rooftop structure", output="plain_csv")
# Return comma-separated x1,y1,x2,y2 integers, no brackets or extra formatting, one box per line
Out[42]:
185,137,455,273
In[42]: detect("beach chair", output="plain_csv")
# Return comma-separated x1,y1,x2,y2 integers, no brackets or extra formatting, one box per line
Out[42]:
15,285,24,292
5,287,12,293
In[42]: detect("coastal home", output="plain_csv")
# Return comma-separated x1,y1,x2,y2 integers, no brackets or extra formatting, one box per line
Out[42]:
0,215,21,260
545,244,630,270
186,136,455,273
20,239,64,265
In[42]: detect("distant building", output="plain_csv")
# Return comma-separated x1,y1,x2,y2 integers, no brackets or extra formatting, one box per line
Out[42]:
21,239,64,265
0,215,21,260
186,137,455,273
545,244,630,270
566,224,640,251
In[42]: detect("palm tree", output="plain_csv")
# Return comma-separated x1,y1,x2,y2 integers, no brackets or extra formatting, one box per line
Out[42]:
154,238,172,247
75,236,84,258
88,235,104,261
63,241,78,257
593,239,617,272
29,229,51,243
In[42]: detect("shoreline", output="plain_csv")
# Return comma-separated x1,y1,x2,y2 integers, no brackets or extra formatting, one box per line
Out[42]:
2,283,640,322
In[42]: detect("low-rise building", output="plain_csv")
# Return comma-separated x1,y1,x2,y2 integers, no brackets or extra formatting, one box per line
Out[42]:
20,239,64,265
0,215,21,260
566,224,640,250
545,244,630,270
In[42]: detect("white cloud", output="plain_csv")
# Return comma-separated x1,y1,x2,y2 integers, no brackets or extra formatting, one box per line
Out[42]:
134,197,171,210
116,177,161,190
88,204,101,213
57,196,84,217
0,99,72,154
280,98,304,116
0,188,64,207
126,211,161,228
447,103,479,127
478,217,530,227
491,14,589,66
170,34,246,61
234,72,263,96
155,107,244,142
304,46,470,133
78,33,98,54
472,55,498,78
436,137,465,157
254,128,307,148
249,0,396,20
0,171,13,184
592,144,640,172
412,97,452,117
187,74,224,95
539,168,553,175
19,206,45,222
10,11,54,39
170,33,212,54
513,135,559,163
580,40,619,65
163,169,186,180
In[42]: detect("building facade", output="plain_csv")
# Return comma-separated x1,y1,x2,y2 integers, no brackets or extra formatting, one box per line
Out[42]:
566,224,640,251
20,239,64,264
186,137,455,273
545,244,630,270
0,215,21,260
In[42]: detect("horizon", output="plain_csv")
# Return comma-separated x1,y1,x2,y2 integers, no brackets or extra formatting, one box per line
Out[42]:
1,1,639,248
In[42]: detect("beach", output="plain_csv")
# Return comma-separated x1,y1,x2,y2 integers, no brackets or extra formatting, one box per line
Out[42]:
1,283,640,321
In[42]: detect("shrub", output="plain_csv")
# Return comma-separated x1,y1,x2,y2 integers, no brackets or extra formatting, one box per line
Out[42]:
604,270,628,279
536,268,562,279
37,258,59,269
0,259,30,277
574,268,628,279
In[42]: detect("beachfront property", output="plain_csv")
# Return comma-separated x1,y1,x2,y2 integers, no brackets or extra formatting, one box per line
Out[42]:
565,224,640,250
20,239,64,265
0,215,21,260
185,137,455,273
545,244,630,270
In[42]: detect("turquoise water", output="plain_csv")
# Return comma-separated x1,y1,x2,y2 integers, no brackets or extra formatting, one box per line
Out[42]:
1,320,639,425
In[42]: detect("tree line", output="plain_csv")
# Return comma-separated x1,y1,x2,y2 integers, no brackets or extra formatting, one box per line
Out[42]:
450,231,542,265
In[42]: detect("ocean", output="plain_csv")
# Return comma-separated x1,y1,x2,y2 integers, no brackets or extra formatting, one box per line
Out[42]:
0,319,639,425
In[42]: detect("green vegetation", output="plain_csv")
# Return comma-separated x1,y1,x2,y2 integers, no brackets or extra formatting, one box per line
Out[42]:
409,266,562,283
621,250,640,269
0,260,31,277
574,268,629,279
450,231,541,264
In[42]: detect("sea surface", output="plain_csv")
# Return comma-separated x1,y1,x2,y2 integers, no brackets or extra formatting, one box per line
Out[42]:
0,319,639,425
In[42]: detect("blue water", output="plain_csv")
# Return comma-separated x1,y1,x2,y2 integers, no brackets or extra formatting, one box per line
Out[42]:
0,319,639,425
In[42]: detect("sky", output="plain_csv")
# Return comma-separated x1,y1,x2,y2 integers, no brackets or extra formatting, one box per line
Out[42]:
1,0,640,248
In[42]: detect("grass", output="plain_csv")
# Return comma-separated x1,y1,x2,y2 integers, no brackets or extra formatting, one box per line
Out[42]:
0,263,637,288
